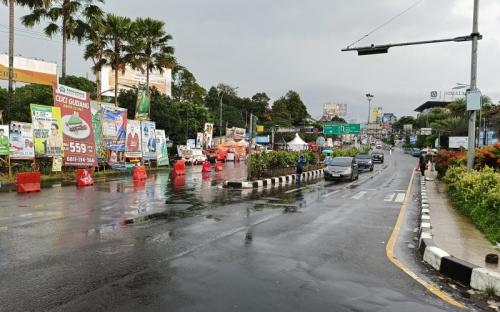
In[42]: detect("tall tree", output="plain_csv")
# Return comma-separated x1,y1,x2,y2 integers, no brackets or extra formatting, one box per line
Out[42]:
83,5,106,100
271,90,309,126
172,67,206,105
22,0,104,78
102,14,132,106
129,17,176,97
1,0,39,121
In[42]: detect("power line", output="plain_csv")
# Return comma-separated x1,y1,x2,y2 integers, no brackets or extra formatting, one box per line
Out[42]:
346,0,426,49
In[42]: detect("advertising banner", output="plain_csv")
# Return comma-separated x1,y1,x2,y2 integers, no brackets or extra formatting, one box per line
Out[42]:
322,103,347,120
0,54,57,86
135,89,150,120
126,119,142,158
52,156,62,172
90,101,103,161
203,123,214,147
101,105,127,152
196,132,204,148
155,129,169,166
141,121,156,160
54,84,97,167
9,121,34,159
449,136,468,149
226,127,246,141
0,125,10,156
30,104,63,157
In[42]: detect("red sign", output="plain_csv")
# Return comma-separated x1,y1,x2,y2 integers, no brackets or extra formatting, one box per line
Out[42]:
54,84,98,167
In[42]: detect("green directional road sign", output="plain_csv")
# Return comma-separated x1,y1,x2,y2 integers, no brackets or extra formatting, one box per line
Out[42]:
323,124,361,135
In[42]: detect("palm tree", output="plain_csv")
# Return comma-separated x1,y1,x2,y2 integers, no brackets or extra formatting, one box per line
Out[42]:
129,17,176,97
82,7,106,100
102,14,133,106
1,0,39,121
22,0,104,78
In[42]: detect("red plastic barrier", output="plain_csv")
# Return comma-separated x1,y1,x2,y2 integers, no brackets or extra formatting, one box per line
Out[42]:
76,169,94,187
202,161,211,172
133,166,148,180
215,161,223,171
216,151,227,162
173,160,186,176
16,172,41,193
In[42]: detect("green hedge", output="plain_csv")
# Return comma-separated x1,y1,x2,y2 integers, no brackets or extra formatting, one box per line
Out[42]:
444,166,500,243
248,150,319,180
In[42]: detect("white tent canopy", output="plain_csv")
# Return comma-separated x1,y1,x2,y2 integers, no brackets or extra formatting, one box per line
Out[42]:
287,133,308,151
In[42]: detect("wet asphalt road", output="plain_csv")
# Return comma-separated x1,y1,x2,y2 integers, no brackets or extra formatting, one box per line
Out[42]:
0,152,462,312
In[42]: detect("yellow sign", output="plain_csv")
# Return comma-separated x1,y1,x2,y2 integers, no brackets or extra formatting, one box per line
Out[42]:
257,125,264,133
0,55,57,86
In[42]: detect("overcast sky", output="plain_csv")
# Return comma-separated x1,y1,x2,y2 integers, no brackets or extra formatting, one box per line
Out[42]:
1,0,500,122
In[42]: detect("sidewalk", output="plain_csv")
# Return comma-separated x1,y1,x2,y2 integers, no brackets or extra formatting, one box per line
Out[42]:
425,170,499,273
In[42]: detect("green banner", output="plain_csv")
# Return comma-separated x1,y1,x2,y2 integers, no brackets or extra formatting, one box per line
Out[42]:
135,88,150,120
323,124,361,135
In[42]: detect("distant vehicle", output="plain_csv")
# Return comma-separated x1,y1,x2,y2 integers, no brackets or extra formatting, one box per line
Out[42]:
191,148,207,164
372,150,384,163
375,144,383,149
410,148,422,157
354,153,374,171
324,157,359,181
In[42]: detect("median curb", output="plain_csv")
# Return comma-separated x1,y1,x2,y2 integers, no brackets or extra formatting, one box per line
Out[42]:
417,177,500,295
223,169,324,189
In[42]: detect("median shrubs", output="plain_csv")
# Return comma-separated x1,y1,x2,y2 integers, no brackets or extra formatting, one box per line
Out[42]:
444,166,500,243
247,150,320,180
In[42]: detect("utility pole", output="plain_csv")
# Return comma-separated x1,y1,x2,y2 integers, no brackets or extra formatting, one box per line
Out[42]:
8,0,14,122
219,91,224,145
366,93,374,125
467,0,480,171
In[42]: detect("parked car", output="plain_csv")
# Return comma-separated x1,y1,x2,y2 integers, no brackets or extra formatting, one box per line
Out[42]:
324,157,359,181
354,153,374,171
372,150,384,163
410,148,421,157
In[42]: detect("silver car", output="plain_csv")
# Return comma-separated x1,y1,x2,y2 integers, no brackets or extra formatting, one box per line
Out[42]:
324,157,359,181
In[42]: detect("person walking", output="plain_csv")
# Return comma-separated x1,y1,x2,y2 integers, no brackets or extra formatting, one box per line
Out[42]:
419,153,427,177
296,155,306,184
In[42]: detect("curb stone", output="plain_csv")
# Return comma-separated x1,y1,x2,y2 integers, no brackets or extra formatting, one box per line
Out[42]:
417,176,500,294
223,169,324,189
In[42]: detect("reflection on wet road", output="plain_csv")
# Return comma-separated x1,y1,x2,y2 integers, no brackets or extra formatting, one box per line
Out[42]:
0,155,461,312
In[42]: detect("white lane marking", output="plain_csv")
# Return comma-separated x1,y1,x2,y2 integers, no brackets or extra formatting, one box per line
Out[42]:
395,193,406,203
352,191,367,200
284,186,307,194
384,193,396,202
321,190,339,198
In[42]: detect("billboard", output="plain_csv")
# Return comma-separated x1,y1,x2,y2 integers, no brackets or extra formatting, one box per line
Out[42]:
370,106,382,123
100,65,172,97
125,119,142,158
196,132,204,148
101,105,127,152
9,121,34,159
449,136,468,149
155,129,169,166
204,123,214,147
30,104,63,157
135,88,150,120
0,54,57,86
226,127,246,141
322,103,347,120
90,101,104,160
141,121,156,160
0,125,9,156
54,84,97,167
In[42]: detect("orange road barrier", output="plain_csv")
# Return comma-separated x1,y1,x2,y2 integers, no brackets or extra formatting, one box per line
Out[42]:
16,172,41,193
76,169,94,187
133,166,148,180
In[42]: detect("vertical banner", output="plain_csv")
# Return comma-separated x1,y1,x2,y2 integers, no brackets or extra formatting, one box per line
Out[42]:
9,121,34,159
196,132,204,148
135,88,150,120
52,156,62,172
101,105,127,154
0,125,10,156
90,101,103,161
155,129,169,166
126,119,142,158
204,123,214,147
54,84,97,167
30,104,63,157
141,121,156,160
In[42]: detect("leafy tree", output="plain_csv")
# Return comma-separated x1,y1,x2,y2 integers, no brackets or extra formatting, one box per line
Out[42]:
129,17,176,97
393,115,415,131
205,87,220,111
250,92,270,120
172,67,206,105
271,90,309,126
102,14,133,106
59,75,96,97
216,83,238,98
3,84,53,122
83,8,107,100
22,0,104,78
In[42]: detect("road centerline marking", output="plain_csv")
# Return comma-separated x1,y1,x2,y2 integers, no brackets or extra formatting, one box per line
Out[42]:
351,191,367,200
394,193,405,203
384,193,396,202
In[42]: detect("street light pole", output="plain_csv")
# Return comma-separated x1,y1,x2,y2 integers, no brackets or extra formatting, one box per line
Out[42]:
467,0,480,171
366,93,374,127
219,91,224,145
